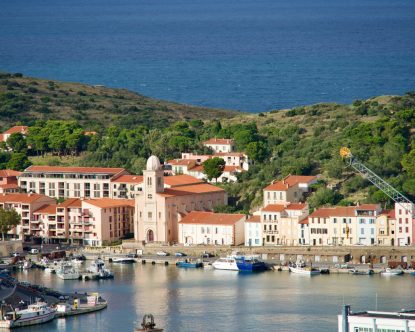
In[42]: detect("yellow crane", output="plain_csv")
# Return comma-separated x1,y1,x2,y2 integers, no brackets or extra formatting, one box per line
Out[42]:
340,147,414,215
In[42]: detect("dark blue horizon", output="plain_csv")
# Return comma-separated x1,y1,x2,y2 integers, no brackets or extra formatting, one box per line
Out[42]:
1,0,415,112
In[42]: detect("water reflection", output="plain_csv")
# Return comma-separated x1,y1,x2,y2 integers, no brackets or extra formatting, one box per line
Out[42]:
11,265,415,332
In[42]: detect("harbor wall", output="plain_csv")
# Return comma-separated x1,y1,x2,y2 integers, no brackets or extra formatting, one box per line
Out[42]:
119,241,415,266
0,240,22,257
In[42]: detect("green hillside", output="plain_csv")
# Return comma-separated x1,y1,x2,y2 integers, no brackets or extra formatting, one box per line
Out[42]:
1,72,415,212
0,72,238,131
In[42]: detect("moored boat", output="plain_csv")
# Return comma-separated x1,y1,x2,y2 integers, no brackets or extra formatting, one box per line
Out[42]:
289,262,320,275
0,302,55,328
212,257,239,271
176,259,203,268
349,268,374,275
87,259,114,279
235,257,267,272
56,263,80,280
111,257,136,264
381,268,403,276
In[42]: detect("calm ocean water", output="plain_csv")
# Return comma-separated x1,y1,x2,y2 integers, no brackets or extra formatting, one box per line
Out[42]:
12,265,415,332
1,0,415,112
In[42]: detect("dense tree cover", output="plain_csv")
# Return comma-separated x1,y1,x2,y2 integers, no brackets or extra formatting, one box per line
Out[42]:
203,157,225,181
2,73,415,213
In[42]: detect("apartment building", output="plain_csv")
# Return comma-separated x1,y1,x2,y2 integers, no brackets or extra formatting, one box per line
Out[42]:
0,193,55,240
244,215,262,246
181,152,250,171
261,203,309,246
111,175,143,199
263,175,317,205
203,138,236,153
135,156,227,244
32,198,134,246
178,211,245,245
18,166,129,199
0,169,21,194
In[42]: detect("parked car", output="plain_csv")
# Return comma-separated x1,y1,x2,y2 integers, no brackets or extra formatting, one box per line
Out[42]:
156,251,169,256
30,248,39,254
175,252,187,257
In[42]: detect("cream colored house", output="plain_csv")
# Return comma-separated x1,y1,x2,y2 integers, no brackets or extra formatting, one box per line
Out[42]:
203,138,236,153
135,156,227,244
263,175,317,205
178,211,245,245
394,202,414,246
376,209,396,246
0,125,28,142
261,203,309,246
18,166,129,199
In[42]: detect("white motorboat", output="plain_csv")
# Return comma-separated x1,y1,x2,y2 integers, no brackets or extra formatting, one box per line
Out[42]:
22,260,33,270
87,259,114,279
289,262,320,275
212,257,239,271
112,257,136,264
381,268,404,276
0,302,55,328
71,258,84,265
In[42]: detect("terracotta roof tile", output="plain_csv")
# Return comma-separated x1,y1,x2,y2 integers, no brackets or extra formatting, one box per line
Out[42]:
159,183,224,197
246,215,261,223
3,126,28,135
356,204,379,210
179,211,245,225
262,204,286,213
264,174,317,191
34,204,57,215
0,169,22,177
83,198,135,209
167,159,195,166
213,152,246,157
163,175,204,187
111,175,143,184
59,198,82,208
0,193,49,204
285,203,308,210
24,165,126,174
309,206,356,218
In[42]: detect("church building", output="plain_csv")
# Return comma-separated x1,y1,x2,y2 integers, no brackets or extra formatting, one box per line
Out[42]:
134,156,227,244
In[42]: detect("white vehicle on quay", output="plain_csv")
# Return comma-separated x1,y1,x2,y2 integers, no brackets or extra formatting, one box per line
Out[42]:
156,251,169,256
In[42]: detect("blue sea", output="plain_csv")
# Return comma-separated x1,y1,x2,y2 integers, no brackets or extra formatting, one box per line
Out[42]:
1,0,415,112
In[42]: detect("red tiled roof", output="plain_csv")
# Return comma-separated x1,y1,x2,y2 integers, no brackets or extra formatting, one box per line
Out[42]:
59,198,82,208
159,183,224,197
0,169,22,177
25,165,126,174
0,183,20,189
356,204,379,211
264,174,317,191
0,193,50,204
83,198,135,209
167,159,195,166
309,206,356,218
179,211,245,225
285,203,308,210
246,215,261,223
203,138,234,145
164,175,204,187
262,204,286,213
111,175,143,184
380,209,395,219
188,165,204,172
223,166,243,172
3,126,28,135
299,215,309,225
34,204,57,215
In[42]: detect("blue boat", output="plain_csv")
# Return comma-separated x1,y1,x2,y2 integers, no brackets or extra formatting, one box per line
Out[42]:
176,260,204,269
235,257,268,272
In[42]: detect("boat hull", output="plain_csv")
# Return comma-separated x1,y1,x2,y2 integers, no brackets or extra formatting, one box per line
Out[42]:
236,261,267,272
176,262,203,268
289,267,320,275
0,311,55,328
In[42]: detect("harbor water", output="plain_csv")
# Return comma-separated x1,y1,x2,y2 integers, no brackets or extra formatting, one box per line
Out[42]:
12,264,415,331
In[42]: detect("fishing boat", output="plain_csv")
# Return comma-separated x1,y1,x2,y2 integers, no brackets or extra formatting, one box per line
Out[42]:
235,257,268,272
348,268,374,275
289,262,320,275
111,257,136,264
176,259,203,268
212,257,239,271
56,264,80,280
381,268,403,276
0,302,56,328
87,259,113,279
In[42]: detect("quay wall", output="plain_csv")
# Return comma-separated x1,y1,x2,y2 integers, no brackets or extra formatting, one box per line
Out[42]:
118,242,415,266
0,240,22,257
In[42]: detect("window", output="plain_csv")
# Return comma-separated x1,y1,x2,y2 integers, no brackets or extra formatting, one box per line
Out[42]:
215,227,218,234
147,212,152,220
201,227,205,234
333,218,337,224
406,227,409,233
254,239,259,245
371,228,374,235
263,225,266,231
361,228,364,235
147,194,152,199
